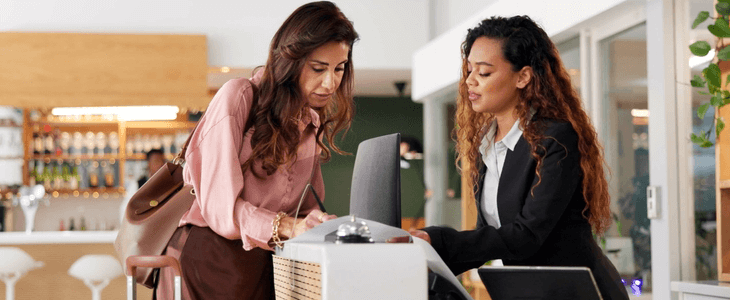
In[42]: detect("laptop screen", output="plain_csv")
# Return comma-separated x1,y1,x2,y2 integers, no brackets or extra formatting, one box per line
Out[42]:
478,266,603,300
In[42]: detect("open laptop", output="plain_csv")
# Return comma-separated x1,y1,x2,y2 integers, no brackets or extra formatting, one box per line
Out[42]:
478,266,603,300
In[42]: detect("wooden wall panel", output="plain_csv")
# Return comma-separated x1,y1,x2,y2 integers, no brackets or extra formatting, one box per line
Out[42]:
0,32,208,108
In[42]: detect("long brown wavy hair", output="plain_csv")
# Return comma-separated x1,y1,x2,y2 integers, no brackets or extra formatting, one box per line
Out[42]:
242,1,358,177
455,16,611,235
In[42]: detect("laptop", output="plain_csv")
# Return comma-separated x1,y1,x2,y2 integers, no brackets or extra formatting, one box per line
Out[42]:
478,266,603,300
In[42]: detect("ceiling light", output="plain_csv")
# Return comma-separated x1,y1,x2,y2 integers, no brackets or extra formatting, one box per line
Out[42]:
631,109,649,118
51,106,180,121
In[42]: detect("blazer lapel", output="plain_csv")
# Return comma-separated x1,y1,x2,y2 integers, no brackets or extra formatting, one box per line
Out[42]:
474,160,488,227
496,137,531,226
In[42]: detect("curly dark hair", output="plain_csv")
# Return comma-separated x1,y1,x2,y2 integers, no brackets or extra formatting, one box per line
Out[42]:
454,15,611,235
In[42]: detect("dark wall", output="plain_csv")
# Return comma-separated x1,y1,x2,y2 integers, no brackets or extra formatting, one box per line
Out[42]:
320,96,425,218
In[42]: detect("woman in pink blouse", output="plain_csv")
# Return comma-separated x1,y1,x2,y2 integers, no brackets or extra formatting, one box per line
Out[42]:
156,2,358,299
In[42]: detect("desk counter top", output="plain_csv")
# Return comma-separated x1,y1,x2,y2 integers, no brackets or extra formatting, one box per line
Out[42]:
0,231,117,244
671,281,730,299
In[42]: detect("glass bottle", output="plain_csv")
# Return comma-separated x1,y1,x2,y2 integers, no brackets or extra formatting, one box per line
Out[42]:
42,162,52,190
69,162,79,190
43,133,54,155
102,161,115,188
88,161,99,188
29,160,37,186
59,132,71,156
52,160,63,190
32,125,42,155
61,162,71,189
68,217,75,231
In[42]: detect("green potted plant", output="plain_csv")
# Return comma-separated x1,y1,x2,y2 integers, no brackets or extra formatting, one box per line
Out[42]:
689,1,730,147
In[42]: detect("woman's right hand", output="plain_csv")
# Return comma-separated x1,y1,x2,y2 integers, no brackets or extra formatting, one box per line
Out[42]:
278,210,336,239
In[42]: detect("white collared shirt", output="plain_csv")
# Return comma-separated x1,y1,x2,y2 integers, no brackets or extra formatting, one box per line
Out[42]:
478,119,524,229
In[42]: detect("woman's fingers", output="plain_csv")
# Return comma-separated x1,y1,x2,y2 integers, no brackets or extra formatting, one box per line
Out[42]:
386,230,431,244
386,236,411,243
409,230,431,244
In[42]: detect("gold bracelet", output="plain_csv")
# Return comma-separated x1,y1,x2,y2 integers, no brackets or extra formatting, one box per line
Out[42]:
271,212,287,248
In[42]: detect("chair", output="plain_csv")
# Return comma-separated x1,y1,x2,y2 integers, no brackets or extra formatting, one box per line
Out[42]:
349,133,402,227
0,247,44,300
68,254,123,300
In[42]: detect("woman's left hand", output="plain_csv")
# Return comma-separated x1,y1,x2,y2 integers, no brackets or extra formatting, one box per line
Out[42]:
387,230,431,244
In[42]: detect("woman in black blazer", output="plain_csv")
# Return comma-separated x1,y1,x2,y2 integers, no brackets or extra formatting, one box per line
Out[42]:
404,16,629,299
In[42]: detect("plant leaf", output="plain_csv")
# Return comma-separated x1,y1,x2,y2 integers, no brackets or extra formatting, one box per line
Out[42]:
718,2,730,16
708,18,730,38
701,140,714,148
720,0,730,4
698,103,711,119
693,11,710,29
710,84,719,94
704,63,722,88
699,91,711,95
690,41,712,56
717,118,726,137
712,95,724,106
691,75,706,87
724,90,730,98
720,46,730,61
691,133,704,144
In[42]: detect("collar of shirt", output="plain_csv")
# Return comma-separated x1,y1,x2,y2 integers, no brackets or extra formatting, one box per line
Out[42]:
479,118,524,160
302,108,321,128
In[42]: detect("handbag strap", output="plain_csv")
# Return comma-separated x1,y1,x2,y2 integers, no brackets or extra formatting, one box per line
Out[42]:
173,83,258,166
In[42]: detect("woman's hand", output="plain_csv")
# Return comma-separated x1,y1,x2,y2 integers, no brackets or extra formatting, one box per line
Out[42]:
387,230,431,244
278,210,337,239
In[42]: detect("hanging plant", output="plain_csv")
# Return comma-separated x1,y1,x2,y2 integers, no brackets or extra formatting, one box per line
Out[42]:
689,2,730,147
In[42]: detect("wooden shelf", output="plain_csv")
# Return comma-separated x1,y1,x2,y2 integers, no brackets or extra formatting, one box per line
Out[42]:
46,188,126,198
124,121,195,129
125,153,178,160
0,156,23,160
30,154,121,161
36,118,120,125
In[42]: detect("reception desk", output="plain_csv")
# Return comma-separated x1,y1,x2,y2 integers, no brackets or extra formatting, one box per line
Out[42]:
0,231,153,300
671,281,730,300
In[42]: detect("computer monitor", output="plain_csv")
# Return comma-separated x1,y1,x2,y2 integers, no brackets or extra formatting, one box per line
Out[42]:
349,133,401,228
478,266,603,300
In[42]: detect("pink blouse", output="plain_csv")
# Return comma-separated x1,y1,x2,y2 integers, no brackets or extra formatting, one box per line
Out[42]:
179,71,324,251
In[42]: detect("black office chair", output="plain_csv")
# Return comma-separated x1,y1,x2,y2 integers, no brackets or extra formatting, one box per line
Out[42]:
349,133,401,228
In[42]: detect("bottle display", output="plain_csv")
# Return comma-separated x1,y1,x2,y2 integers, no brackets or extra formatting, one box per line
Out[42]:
52,160,62,190
88,161,99,188
102,161,115,188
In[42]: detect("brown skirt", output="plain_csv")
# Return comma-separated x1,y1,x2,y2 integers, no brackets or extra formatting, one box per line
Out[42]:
155,225,275,300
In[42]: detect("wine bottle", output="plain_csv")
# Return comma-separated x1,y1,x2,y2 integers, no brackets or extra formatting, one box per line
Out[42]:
52,160,63,190
42,162,52,190
61,162,71,190
32,126,42,155
88,161,99,188
29,160,37,186
69,162,79,190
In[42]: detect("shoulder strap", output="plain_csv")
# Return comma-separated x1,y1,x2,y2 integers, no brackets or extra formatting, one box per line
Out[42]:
173,80,258,165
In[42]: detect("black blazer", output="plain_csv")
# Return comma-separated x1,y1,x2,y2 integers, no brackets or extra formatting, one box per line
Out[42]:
423,121,629,300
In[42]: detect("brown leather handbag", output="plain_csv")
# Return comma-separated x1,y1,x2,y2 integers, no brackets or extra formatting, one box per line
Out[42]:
114,124,199,289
